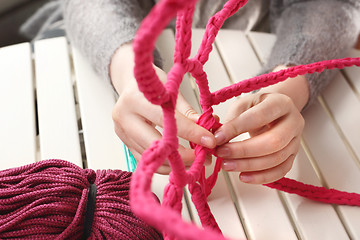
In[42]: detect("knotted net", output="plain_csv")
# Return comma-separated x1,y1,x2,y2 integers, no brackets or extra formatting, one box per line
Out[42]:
129,0,360,239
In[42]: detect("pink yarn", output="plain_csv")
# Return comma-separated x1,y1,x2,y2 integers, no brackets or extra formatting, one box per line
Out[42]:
130,0,360,239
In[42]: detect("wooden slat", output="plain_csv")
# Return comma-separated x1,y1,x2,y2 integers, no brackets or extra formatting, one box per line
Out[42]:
321,71,360,163
247,32,276,65
215,30,261,83
0,43,36,169
71,45,127,170
215,30,298,239
303,100,360,239
344,49,360,96
283,147,349,239
34,37,82,166
249,31,353,239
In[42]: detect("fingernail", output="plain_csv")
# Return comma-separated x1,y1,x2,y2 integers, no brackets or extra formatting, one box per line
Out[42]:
240,174,253,183
214,131,226,145
216,147,230,157
201,136,214,148
222,161,236,171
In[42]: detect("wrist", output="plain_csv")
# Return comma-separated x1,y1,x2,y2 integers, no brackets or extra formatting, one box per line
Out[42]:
259,65,310,111
110,42,135,94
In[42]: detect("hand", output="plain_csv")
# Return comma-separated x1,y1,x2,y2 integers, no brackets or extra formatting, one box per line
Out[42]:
110,43,216,174
215,66,309,184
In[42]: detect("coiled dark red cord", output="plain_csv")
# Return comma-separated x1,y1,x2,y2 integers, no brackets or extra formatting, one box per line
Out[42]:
0,159,163,240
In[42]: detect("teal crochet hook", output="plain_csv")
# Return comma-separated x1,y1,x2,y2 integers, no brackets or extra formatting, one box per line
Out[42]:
123,143,137,172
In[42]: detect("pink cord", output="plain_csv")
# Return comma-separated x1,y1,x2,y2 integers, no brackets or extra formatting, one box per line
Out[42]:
130,0,360,239
0,159,162,239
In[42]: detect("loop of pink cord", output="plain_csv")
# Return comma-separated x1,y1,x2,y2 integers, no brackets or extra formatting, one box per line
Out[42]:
130,0,360,239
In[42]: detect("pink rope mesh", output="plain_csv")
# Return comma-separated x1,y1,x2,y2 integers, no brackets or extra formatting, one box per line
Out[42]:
130,0,360,239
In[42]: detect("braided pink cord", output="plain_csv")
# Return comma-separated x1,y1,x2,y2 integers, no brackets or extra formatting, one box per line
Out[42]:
130,0,360,239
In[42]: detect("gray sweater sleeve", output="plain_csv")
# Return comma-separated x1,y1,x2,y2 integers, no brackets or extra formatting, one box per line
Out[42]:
265,0,360,108
63,0,154,83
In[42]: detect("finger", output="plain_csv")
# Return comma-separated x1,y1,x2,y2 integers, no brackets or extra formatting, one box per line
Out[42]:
117,113,163,156
157,165,172,175
176,93,201,122
128,148,142,162
215,94,292,145
216,111,303,159
138,99,216,149
116,113,197,166
238,154,296,184
114,121,145,160
222,137,300,172
124,118,194,168
178,145,196,167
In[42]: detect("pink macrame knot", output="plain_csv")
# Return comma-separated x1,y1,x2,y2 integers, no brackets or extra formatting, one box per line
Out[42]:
190,109,221,156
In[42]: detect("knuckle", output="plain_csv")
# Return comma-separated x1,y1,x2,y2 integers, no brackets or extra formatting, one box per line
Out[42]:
281,155,295,176
112,106,121,124
281,94,292,106
184,108,197,119
238,159,251,171
299,115,305,130
252,110,266,126
269,135,284,151
272,151,285,166
235,144,247,158
229,122,240,137
112,96,130,123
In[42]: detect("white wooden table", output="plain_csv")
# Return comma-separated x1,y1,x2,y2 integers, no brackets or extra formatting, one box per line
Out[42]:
1,29,360,240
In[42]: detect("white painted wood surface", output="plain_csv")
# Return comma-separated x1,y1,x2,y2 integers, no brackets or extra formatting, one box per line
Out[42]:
1,29,360,239
0,43,36,169
34,38,82,166
71,46,127,171
248,31,352,239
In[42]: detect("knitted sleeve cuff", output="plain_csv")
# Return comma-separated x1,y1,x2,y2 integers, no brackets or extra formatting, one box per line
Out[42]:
262,0,360,110
62,0,158,85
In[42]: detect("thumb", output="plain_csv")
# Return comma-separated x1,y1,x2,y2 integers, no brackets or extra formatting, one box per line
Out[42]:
175,94,216,149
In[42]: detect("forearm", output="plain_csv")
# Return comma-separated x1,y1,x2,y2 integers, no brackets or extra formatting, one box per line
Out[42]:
62,0,149,83
265,0,360,108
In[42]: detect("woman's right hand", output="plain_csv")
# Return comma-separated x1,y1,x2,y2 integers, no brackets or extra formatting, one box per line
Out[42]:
110,43,216,174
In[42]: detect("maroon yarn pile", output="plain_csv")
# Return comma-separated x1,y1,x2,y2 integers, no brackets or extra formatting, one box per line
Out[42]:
0,159,163,239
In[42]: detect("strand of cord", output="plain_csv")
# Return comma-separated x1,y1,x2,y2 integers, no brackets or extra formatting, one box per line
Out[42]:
210,57,360,106
266,177,360,206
